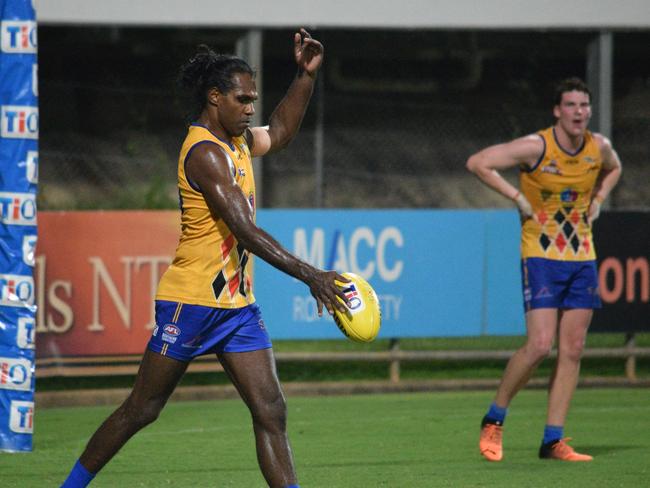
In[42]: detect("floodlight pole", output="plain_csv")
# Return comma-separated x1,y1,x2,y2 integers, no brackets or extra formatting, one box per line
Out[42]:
586,31,613,140
236,30,264,206
586,30,615,207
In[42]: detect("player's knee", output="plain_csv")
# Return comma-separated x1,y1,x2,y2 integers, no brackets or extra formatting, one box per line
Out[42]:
122,397,164,428
561,340,585,363
251,394,287,432
525,337,553,362
138,402,164,426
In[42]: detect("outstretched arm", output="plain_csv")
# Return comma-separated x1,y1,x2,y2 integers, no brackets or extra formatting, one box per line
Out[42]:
466,135,545,221
248,28,324,156
588,134,623,224
186,143,347,316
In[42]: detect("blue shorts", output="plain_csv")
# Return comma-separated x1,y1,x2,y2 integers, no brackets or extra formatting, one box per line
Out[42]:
148,301,272,362
521,258,601,311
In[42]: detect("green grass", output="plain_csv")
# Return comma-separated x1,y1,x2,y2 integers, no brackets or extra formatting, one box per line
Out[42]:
2,388,649,487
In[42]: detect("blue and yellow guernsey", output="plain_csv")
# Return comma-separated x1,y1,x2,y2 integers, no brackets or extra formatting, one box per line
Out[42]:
520,127,602,261
156,124,256,308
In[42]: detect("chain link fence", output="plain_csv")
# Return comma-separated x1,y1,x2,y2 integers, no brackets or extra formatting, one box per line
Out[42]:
38,27,649,210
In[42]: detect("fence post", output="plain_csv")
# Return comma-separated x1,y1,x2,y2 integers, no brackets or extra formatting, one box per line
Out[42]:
389,338,400,383
625,332,637,382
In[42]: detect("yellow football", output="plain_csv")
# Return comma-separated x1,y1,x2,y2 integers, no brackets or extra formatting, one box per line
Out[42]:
333,273,381,343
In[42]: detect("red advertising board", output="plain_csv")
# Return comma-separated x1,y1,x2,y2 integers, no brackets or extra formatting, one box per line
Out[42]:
35,211,180,358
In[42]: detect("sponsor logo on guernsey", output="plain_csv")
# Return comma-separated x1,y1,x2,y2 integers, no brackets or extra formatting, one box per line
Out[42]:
583,156,595,163
540,190,553,201
0,192,37,226
560,188,578,203
162,324,181,344
1,21,37,53
0,357,33,391
10,401,34,434
565,158,579,165
541,159,562,175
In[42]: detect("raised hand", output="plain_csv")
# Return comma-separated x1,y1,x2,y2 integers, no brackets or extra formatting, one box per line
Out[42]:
293,28,324,78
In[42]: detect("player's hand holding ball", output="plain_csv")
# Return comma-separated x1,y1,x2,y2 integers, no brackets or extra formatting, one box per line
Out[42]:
333,273,381,343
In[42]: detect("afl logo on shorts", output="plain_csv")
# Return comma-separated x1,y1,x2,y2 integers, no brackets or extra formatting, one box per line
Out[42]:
162,324,181,344
163,324,180,336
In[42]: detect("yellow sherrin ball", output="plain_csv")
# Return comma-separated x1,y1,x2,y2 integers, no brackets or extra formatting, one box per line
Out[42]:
333,272,381,343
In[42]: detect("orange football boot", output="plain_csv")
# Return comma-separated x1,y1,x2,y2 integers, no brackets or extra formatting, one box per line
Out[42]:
539,438,593,461
479,421,503,461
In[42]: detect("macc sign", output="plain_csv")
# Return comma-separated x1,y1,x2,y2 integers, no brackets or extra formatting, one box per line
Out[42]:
293,226,403,282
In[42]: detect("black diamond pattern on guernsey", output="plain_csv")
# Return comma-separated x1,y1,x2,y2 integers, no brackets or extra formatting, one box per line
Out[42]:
563,206,573,215
554,210,565,224
562,221,574,238
539,233,551,251
570,234,580,253
582,212,589,224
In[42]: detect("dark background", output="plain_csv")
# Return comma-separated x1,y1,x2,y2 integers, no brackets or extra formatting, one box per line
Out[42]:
37,28,649,210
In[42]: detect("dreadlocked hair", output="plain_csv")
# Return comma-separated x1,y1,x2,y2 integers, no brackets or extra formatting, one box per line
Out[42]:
178,44,254,122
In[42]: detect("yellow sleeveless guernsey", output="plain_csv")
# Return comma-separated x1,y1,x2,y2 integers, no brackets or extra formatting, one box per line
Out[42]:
156,124,256,308
520,127,602,261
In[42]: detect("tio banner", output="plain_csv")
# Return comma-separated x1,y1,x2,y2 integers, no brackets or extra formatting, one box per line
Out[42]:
0,0,38,452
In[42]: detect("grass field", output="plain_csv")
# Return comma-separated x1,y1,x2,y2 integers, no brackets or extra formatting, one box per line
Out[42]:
2,388,649,487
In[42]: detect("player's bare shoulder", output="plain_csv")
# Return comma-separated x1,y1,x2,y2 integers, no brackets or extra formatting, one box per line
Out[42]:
591,132,622,170
591,132,613,153
591,132,612,151
187,141,236,187
510,133,546,169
